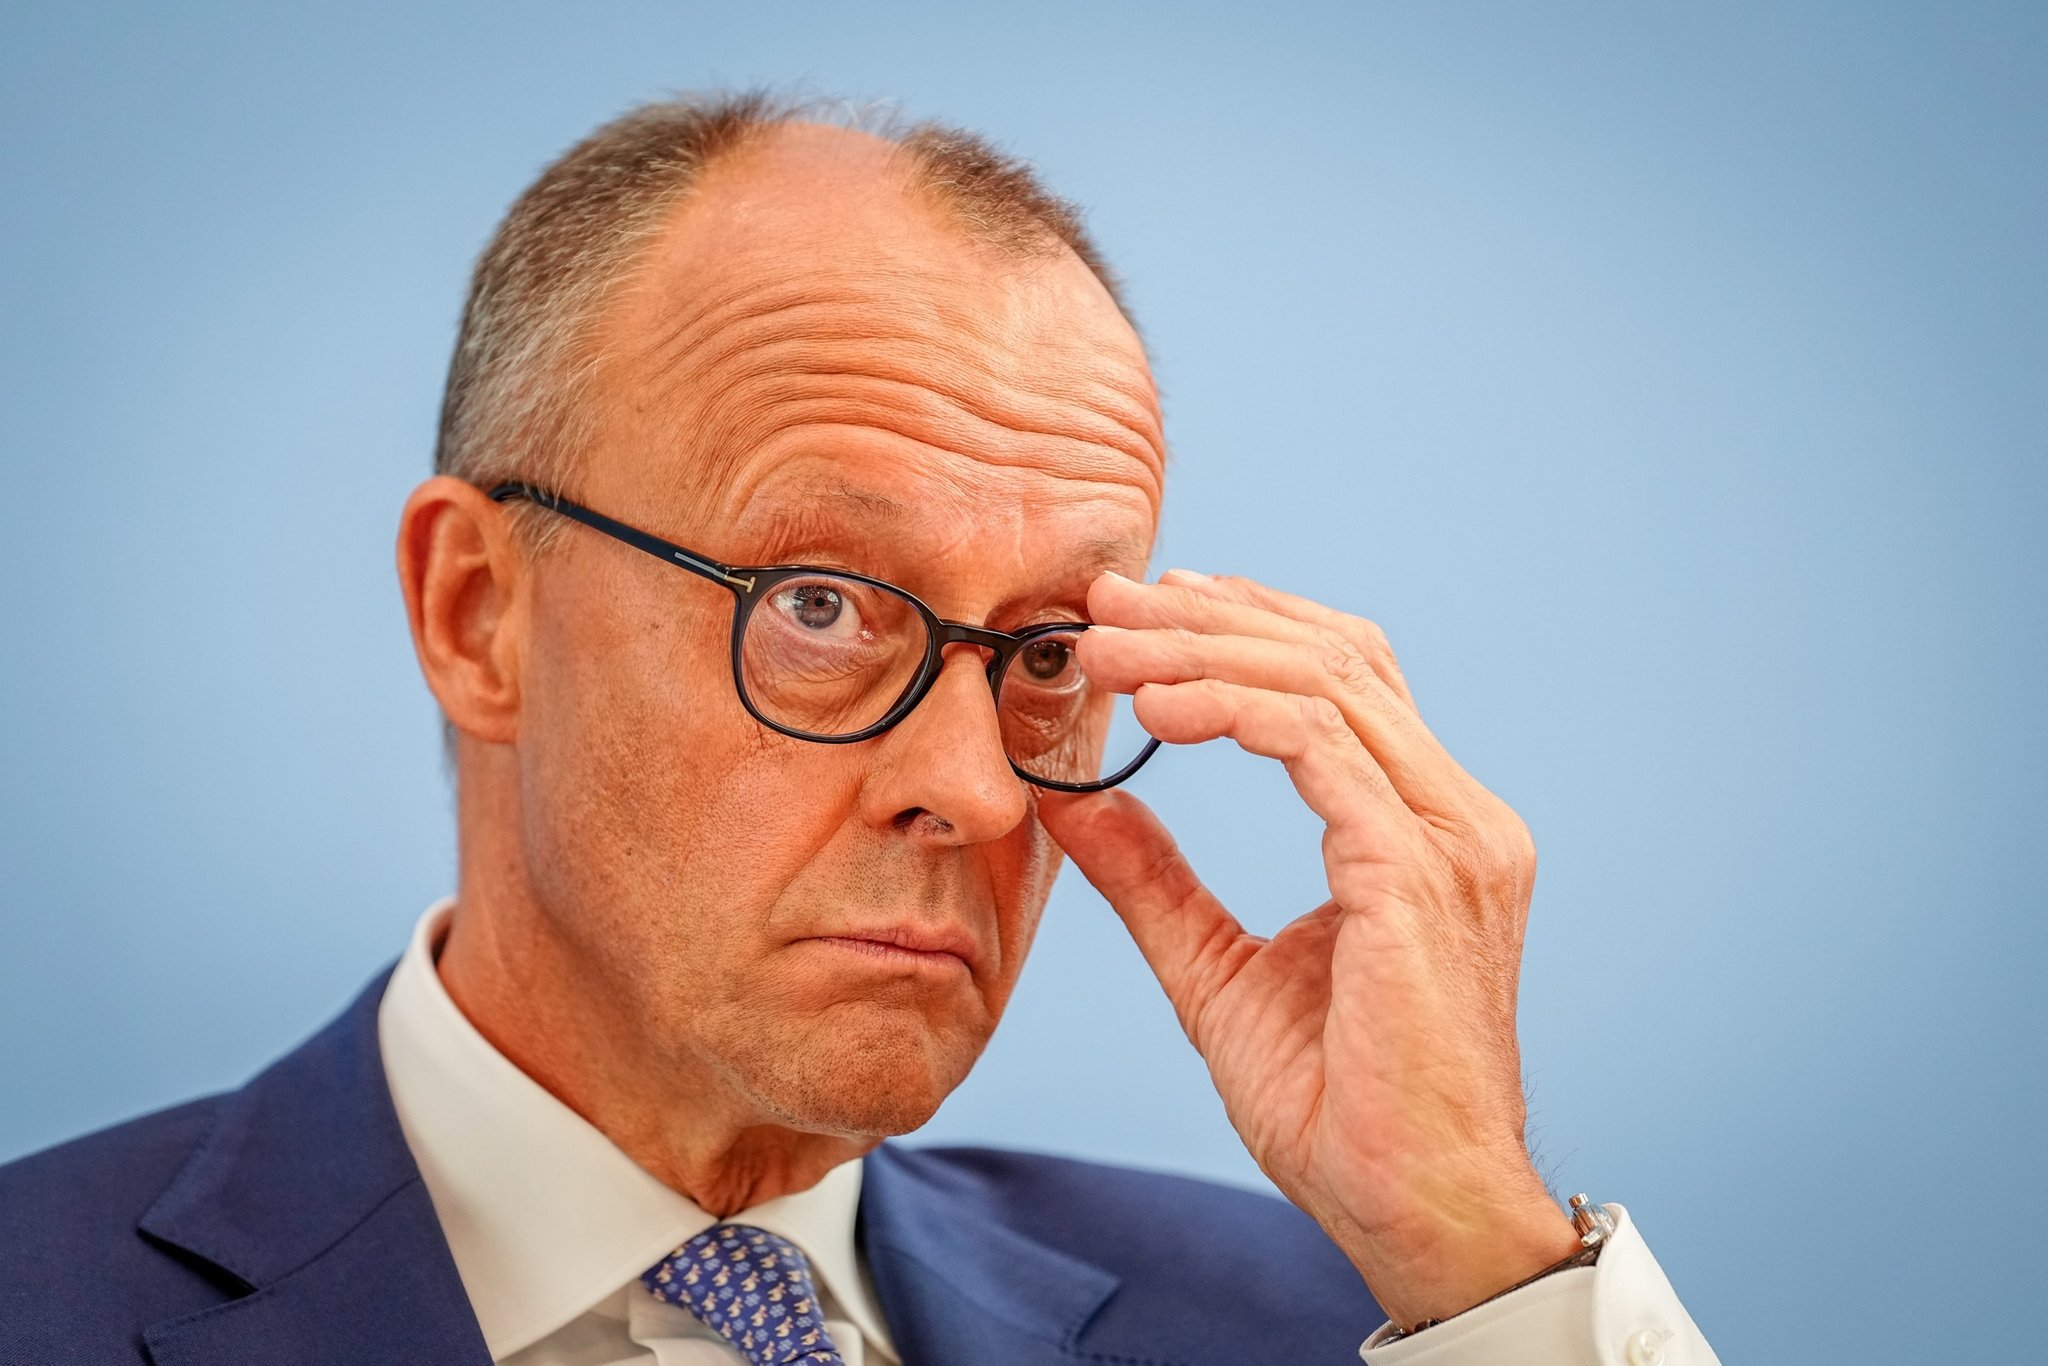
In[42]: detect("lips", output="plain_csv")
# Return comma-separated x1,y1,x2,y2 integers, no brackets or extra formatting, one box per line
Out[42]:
806,922,979,973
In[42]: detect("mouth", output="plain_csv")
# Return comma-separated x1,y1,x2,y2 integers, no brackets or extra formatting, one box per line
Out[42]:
802,923,978,976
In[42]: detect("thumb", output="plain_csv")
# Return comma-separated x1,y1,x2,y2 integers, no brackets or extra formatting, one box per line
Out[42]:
1038,788,1247,1040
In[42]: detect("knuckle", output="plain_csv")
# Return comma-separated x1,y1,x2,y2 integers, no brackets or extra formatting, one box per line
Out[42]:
1176,585,1224,623
1504,814,1537,869
1323,822,1393,875
1140,843,1199,915
1315,632,1378,695
1425,802,1538,908
1350,619,1403,677
1298,692,1349,735
1167,625,1208,658
1477,811,1538,892
1474,828,1517,878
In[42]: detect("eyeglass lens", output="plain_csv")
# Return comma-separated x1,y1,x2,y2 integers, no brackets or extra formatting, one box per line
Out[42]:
736,572,1150,787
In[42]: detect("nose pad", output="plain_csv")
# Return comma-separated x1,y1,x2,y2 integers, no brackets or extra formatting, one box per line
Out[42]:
928,640,1000,689
928,623,1022,699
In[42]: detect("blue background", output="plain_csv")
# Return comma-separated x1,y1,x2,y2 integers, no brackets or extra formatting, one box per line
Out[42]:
4,2,2043,1359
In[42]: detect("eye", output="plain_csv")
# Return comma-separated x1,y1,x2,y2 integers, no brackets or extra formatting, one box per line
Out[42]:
770,581,865,641
1019,637,1077,684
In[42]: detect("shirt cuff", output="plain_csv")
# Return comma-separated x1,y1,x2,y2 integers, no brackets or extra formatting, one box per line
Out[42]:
1356,1204,1719,1366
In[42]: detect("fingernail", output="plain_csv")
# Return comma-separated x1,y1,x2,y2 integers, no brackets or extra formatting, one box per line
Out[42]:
1086,623,1127,634
1165,567,1210,583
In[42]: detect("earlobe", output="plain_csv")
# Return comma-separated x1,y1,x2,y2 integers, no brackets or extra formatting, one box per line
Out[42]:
397,476,525,745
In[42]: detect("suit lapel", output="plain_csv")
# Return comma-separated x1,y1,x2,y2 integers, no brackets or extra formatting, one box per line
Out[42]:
130,972,1164,1366
859,1145,1132,1366
136,970,491,1366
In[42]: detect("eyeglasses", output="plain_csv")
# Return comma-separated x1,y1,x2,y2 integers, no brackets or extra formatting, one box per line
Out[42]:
489,483,1160,793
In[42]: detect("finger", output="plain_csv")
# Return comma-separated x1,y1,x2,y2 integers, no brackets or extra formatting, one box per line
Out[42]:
1092,570,1419,718
1036,788,1256,1045
1090,571,1329,650
1132,678,1423,864
1158,568,1419,714
1078,625,1476,818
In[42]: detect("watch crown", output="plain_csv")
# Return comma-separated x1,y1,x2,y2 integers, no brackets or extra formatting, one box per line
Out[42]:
1568,1193,1618,1245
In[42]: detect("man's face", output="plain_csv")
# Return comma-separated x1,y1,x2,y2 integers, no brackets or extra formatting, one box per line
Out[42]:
506,128,1165,1138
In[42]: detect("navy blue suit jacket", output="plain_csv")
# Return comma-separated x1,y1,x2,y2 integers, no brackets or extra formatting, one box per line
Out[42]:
1,971,1381,1364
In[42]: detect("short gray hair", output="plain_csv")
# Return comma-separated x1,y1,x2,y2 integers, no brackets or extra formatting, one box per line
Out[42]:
433,90,1133,530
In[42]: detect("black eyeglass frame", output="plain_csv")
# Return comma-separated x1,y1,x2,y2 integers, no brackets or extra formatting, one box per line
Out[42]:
488,482,1160,793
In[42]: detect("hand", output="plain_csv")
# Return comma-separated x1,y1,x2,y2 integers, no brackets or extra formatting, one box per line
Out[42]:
1036,568,1579,1330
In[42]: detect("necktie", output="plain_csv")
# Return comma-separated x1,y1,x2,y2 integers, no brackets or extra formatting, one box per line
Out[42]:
642,1223,848,1366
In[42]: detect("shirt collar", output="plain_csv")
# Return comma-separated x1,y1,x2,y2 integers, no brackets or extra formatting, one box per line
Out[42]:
377,898,893,1360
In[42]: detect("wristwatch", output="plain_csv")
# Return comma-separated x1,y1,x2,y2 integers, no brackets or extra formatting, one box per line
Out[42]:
1567,1191,1620,1249
1381,1193,1617,1341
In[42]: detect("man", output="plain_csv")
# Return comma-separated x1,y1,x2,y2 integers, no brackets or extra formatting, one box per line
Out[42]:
1,92,1718,1364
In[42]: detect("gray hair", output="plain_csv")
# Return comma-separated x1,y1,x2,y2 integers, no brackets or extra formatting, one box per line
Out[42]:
432,90,1133,541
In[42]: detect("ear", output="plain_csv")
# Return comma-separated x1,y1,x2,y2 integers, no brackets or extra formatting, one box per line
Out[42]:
396,476,527,745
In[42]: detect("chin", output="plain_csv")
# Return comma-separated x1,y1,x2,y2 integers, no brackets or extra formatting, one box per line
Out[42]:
723,1000,989,1139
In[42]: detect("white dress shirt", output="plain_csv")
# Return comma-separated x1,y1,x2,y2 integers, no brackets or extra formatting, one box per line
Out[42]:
1356,1205,1719,1365
381,900,1716,1365
378,899,898,1365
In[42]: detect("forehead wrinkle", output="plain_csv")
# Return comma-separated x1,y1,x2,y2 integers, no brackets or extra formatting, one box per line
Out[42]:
623,218,1018,381
725,425,1158,518
723,437,1151,532
636,271,948,380
637,284,1161,466
616,218,1162,408
591,164,1165,523
717,400,1162,527
650,326,1164,503
608,337,1160,523
744,359,1159,474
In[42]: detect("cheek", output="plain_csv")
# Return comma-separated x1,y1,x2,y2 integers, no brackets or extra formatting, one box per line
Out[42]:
522,569,715,823
515,566,810,957
980,806,1064,1002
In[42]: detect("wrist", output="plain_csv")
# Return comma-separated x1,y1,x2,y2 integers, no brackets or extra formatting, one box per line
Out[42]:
1346,1181,1581,1331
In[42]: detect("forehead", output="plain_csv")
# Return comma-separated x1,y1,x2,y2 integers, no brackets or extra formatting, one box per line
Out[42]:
577,125,1167,570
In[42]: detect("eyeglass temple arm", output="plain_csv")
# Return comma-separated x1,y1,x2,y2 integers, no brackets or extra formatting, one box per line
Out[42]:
487,483,756,592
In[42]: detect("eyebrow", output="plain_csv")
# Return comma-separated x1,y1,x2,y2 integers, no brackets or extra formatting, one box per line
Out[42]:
1071,532,1149,572
729,486,905,560
809,484,911,522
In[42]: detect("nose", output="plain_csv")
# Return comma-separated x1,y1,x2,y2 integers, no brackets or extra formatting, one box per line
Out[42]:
858,643,1029,844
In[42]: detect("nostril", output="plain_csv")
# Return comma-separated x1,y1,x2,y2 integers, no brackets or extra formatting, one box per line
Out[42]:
893,808,954,835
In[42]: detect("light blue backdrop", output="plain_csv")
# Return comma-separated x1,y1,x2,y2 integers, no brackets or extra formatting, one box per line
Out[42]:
4,2,2043,1359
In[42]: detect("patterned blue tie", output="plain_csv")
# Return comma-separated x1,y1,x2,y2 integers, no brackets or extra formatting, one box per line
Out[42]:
642,1223,848,1366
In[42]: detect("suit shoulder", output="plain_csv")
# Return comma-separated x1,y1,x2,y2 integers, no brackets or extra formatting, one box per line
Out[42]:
0,1097,233,1308
882,1145,1380,1355
0,1094,222,1225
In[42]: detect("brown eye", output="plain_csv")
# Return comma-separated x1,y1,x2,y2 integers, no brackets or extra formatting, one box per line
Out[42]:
769,580,865,641
788,585,843,630
1021,638,1074,682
